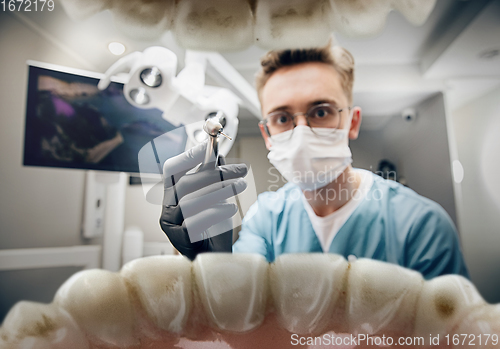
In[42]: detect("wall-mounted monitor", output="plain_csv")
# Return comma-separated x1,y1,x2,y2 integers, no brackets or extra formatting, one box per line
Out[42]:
23,61,187,173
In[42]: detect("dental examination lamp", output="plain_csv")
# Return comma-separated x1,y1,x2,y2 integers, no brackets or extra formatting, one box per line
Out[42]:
97,46,242,157
97,47,186,115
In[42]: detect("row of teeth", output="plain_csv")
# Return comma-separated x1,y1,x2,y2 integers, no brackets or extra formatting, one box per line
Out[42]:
1,253,498,348
60,0,437,50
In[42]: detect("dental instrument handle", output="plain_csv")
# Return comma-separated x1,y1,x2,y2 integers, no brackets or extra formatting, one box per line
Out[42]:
204,133,219,168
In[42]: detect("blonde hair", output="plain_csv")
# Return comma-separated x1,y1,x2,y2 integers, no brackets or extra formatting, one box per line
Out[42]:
255,42,355,105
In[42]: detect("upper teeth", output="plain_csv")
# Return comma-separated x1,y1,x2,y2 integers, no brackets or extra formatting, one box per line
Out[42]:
59,0,438,50
1,254,497,348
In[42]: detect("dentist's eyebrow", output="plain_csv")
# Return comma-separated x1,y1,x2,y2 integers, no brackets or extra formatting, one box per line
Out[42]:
308,98,340,107
267,105,291,114
266,98,341,115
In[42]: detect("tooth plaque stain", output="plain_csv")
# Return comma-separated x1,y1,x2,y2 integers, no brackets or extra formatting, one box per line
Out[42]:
247,0,257,13
269,8,304,40
185,8,243,31
339,0,370,13
1,332,8,342
20,314,56,339
123,279,141,303
290,287,302,300
115,0,173,24
434,294,456,319
341,263,351,294
268,0,329,22
270,8,317,21
165,277,183,294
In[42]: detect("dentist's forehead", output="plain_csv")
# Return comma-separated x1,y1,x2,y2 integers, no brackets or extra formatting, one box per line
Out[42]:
261,62,347,114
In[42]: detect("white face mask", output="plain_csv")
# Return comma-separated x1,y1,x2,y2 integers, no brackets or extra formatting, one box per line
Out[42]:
267,125,352,191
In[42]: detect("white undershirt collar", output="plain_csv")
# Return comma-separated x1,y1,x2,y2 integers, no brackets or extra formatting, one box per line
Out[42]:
301,169,374,252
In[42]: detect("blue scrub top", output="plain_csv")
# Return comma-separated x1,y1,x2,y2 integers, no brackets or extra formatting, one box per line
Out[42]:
233,171,469,280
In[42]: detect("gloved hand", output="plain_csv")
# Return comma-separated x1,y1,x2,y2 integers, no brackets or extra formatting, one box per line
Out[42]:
159,141,248,260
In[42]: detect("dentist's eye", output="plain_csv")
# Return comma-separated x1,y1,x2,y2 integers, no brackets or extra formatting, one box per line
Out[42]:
277,115,290,124
270,113,292,126
312,106,332,119
316,109,326,117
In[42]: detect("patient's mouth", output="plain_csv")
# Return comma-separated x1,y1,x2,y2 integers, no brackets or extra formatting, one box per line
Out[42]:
0,254,498,348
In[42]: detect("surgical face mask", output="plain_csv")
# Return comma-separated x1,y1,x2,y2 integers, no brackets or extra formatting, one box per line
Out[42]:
267,125,352,191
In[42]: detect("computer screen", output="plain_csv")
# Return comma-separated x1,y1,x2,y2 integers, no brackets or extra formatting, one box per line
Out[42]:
23,62,187,173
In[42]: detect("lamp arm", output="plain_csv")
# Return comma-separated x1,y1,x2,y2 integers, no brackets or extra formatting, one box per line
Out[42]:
97,51,142,90
205,52,261,119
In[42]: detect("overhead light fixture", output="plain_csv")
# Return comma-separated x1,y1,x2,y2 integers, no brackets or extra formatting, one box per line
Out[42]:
140,67,162,88
98,47,180,115
129,87,150,105
108,42,126,56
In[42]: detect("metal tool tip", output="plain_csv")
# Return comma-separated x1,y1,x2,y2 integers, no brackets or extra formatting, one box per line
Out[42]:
219,131,232,141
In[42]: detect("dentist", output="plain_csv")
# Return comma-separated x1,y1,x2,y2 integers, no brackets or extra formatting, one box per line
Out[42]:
160,43,469,279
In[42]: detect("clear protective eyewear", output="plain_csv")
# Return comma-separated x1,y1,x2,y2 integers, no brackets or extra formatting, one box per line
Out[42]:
259,103,352,141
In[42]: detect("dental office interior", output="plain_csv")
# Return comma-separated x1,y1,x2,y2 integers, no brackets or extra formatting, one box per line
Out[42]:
1,0,500,347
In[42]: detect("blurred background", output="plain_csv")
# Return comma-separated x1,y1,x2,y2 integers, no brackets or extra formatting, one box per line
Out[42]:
1,0,499,322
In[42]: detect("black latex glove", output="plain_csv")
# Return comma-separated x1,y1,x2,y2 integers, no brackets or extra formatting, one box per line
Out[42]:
159,141,248,260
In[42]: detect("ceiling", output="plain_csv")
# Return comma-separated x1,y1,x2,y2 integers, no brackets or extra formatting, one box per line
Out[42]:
5,0,500,126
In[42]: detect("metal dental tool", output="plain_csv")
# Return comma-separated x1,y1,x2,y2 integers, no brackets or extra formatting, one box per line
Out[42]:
200,111,232,169
197,110,244,227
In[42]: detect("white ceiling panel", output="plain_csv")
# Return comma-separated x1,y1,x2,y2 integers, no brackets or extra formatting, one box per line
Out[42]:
425,0,500,79
354,91,435,117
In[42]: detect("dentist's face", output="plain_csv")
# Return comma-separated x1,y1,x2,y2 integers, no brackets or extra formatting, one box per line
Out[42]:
259,62,362,149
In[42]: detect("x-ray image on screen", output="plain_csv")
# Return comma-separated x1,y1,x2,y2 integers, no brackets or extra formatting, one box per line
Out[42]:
23,63,187,173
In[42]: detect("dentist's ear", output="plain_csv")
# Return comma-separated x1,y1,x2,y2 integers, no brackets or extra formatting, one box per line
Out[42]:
259,122,273,150
349,107,362,140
